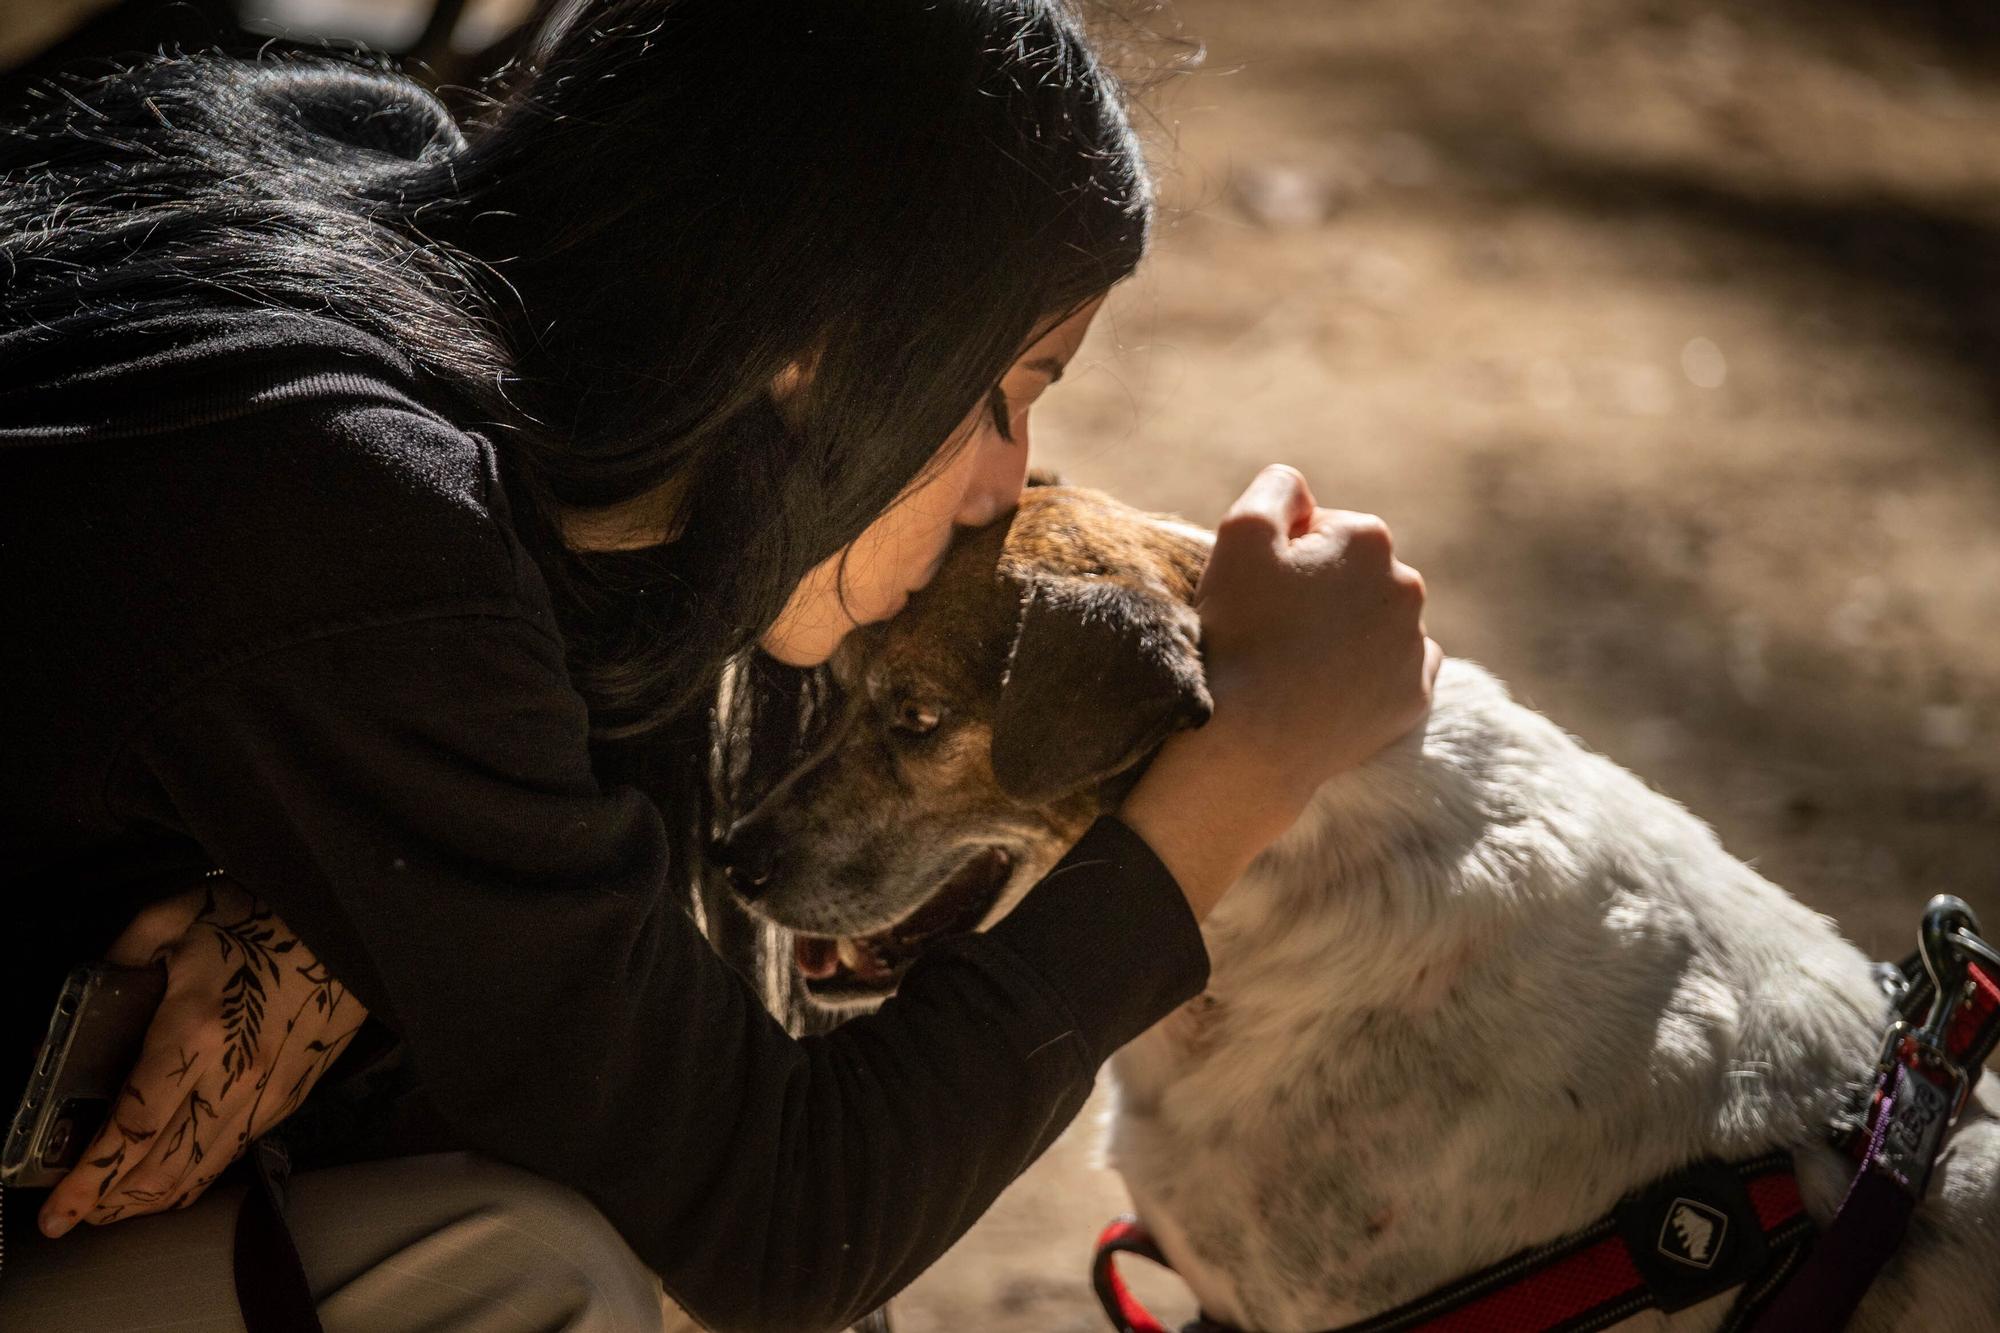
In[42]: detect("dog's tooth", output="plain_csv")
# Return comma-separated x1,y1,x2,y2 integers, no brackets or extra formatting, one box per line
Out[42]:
837,939,870,974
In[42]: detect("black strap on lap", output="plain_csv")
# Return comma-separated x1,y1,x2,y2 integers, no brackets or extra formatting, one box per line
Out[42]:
233,1136,325,1333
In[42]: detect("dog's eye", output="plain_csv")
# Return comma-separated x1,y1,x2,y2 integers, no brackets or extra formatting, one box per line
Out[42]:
892,700,942,736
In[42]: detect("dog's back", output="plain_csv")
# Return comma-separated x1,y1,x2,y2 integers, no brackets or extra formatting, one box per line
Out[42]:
1106,658,2000,1331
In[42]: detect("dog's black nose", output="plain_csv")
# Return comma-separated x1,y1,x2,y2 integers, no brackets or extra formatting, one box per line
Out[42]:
713,820,779,900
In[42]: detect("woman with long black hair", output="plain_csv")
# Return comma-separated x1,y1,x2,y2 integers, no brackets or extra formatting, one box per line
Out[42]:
0,2,1436,1328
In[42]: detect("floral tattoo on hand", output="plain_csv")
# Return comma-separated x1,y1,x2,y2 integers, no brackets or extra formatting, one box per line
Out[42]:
39,878,371,1235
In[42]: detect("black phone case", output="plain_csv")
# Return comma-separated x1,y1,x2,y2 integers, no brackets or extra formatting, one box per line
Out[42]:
2,962,168,1188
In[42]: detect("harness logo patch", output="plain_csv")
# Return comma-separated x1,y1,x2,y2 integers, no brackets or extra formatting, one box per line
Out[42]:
1657,1197,1728,1269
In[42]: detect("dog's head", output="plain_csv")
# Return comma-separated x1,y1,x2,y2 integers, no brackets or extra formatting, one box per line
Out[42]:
717,485,1213,1007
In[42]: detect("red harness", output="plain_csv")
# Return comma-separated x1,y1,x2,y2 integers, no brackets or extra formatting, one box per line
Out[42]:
1093,897,2000,1333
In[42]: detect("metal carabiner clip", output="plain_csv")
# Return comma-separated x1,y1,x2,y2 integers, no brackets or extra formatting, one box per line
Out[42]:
1912,895,1986,1123
1917,896,1980,1042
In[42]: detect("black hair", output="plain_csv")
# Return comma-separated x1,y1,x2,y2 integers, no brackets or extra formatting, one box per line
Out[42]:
0,0,1157,1001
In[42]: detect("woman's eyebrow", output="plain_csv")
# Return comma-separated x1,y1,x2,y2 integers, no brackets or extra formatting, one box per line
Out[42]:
1023,356,1066,382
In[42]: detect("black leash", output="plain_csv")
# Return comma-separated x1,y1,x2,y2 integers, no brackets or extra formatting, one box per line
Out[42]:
232,1136,325,1333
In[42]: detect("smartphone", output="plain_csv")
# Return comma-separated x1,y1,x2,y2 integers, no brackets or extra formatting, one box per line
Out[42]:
2,962,167,1188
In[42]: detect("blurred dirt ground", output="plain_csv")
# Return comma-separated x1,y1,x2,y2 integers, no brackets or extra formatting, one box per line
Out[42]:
7,0,1998,1328
902,0,2000,1327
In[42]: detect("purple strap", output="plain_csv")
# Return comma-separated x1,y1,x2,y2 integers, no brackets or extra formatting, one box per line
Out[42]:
1748,1066,1920,1333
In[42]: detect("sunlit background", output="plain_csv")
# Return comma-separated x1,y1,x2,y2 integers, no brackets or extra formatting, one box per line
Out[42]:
7,2,1997,1328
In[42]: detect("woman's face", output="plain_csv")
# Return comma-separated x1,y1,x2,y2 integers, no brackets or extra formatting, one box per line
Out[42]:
759,297,1104,667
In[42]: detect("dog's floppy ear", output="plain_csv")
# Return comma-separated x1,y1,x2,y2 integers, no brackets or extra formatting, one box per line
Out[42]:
991,575,1212,804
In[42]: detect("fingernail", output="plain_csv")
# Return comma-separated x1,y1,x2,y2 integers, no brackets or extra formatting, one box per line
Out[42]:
41,1210,76,1239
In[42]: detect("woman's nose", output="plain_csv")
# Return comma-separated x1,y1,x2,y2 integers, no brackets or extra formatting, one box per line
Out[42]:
957,492,1003,527
957,435,1030,527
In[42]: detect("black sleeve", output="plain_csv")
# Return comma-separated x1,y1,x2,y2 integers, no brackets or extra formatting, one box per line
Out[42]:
113,610,1209,1332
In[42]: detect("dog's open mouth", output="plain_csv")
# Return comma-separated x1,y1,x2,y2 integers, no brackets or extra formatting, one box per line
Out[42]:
792,847,1014,995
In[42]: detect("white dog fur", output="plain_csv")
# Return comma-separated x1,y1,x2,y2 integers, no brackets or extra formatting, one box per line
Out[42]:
1104,647,2000,1331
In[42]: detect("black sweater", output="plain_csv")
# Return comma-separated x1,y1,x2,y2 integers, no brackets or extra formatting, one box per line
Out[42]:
0,305,1209,1331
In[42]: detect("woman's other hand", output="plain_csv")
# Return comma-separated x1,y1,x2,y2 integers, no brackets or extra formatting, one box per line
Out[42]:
1121,464,1439,916
38,878,368,1236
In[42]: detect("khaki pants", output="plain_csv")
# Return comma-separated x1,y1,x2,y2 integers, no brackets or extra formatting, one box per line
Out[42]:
0,1152,686,1332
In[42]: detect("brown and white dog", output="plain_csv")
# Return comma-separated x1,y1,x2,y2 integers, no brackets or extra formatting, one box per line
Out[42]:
719,483,2000,1332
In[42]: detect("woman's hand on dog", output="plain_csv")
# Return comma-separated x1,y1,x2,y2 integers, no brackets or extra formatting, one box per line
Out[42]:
1121,464,1438,917
1195,464,1438,788
38,879,367,1237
